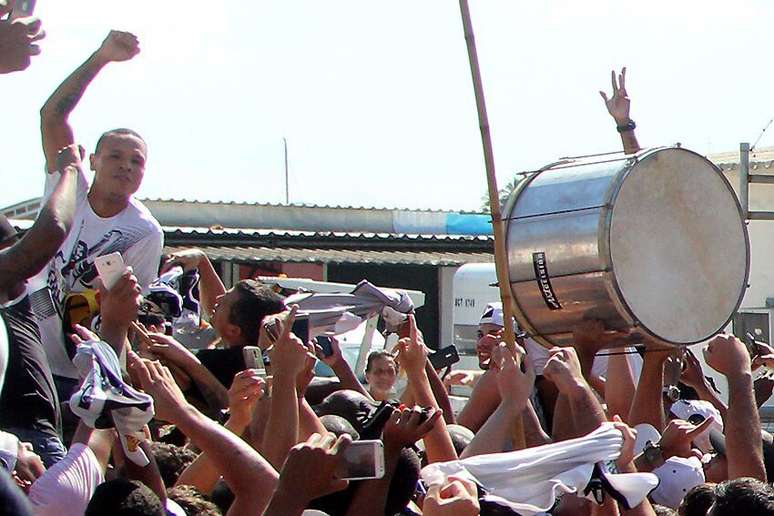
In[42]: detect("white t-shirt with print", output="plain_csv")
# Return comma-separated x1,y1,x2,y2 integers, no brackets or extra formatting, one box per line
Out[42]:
29,167,163,379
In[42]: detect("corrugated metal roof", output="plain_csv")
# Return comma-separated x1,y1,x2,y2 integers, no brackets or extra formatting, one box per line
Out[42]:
142,197,487,215
166,245,494,266
164,226,493,242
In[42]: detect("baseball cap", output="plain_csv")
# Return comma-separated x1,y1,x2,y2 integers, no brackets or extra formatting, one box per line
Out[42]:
479,302,504,327
650,456,705,509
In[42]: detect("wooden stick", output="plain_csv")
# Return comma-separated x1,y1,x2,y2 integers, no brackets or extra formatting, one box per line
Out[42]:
458,0,525,449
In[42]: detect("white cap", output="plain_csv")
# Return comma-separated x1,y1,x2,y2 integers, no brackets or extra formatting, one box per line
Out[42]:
651,456,705,508
670,399,723,431
479,302,504,327
0,431,19,472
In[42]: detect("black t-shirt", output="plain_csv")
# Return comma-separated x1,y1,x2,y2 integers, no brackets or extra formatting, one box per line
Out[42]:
195,346,247,389
0,295,60,436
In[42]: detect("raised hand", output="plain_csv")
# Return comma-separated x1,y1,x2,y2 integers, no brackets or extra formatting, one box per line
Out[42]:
96,30,140,63
315,336,343,367
228,369,265,426
160,248,206,274
98,269,141,330
658,418,712,460
396,314,428,375
490,342,534,410
542,346,586,394
704,334,752,379
599,67,632,125
55,144,85,172
68,323,101,346
0,9,44,74
611,414,638,468
145,332,199,368
382,405,442,451
130,356,190,423
423,475,480,516
269,306,314,377
276,433,351,502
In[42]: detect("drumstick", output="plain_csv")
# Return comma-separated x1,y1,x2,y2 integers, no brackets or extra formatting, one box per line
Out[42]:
458,0,525,449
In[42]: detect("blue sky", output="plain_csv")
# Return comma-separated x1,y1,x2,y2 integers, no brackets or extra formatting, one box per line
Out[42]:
1,0,772,212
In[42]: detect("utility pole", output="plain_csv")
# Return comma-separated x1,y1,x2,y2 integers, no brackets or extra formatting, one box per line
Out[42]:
283,137,289,204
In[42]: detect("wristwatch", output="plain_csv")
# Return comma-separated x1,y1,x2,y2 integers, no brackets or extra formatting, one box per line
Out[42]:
616,119,636,133
642,440,665,469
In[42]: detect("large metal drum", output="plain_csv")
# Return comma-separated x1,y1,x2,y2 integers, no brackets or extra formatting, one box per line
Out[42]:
504,146,749,347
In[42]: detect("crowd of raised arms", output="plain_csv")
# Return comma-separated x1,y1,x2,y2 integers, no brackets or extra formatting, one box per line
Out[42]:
2,6,774,516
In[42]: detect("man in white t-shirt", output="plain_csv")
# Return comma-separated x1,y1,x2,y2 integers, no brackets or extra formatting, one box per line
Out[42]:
32,30,163,397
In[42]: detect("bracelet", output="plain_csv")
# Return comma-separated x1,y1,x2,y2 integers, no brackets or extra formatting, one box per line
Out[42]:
616,119,636,133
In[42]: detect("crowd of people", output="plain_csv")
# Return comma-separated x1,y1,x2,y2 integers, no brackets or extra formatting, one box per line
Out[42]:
3,4,774,515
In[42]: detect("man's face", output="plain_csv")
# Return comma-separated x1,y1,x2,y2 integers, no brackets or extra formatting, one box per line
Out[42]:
90,133,147,200
211,288,239,337
365,356,398,396
476,323,502,369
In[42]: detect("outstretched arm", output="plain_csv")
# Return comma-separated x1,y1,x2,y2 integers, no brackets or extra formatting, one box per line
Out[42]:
599,67,641,155
40,30,139,172
0,145,81,294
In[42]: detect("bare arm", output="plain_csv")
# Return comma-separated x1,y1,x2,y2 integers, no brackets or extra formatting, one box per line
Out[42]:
40,30,139,171
261,308,311,469
161,248,225,317
132,356,279,515
398,316,457,463
0,148,80,293
425,361,456,425
605,350,637,422
599,67,641,155
627,347,668,431
705,334,766,481
462,343,534,458
456,370,500,432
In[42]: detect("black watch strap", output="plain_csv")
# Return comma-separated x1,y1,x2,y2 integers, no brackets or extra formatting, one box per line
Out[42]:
617,119,636,133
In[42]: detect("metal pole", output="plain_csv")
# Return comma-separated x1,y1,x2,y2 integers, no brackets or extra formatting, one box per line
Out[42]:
283,137,289,204
740,142,750,220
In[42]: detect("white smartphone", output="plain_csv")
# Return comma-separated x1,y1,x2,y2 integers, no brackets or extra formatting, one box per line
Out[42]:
242,346,266,376
335,440,385,481
10,0,36,18
94,252,126,289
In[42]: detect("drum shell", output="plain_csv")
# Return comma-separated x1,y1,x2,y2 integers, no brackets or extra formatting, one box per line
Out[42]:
503,147,749,348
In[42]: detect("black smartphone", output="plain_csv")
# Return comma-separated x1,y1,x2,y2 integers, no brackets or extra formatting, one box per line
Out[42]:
317,336,334,357
428,345,460,370
264,315,310,343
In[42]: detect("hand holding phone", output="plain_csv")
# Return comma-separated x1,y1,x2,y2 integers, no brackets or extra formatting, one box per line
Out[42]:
242,346,266,376
94,252,127,289
335,439,385,480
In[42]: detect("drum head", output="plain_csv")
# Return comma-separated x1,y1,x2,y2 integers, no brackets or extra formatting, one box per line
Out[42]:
609,148,748,344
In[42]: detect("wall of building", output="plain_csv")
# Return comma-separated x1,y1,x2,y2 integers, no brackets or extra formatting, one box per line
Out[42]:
723,169,774,308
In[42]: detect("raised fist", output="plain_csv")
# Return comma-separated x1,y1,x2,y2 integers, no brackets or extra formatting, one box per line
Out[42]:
97,30,140,63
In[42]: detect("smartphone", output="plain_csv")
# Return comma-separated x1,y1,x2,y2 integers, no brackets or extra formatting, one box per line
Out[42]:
10,0,36,18
316,336,334,357
335,440,385,480
428,345,460,370
744,332,765,360
242,346,266,376
94,252,126,289
264,315,310,343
